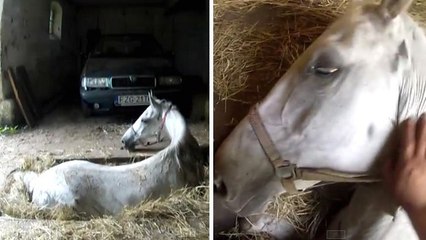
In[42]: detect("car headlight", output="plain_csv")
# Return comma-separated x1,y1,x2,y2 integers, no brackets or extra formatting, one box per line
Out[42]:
82,77,110,88
158,76,182,86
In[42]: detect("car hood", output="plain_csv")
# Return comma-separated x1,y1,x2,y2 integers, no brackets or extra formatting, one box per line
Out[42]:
82,58,177,77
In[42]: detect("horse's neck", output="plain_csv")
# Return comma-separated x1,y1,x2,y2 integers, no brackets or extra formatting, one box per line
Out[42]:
161,109,204,184
164,110,203,165
164,109,188,147
398,14,426,121
153,109,201,164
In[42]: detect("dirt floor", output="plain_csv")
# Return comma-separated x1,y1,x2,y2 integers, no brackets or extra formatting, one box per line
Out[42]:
0,105,209,187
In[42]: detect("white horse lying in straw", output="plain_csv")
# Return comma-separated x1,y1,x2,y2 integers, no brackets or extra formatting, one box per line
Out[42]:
215,0,426,239
6,95,204,216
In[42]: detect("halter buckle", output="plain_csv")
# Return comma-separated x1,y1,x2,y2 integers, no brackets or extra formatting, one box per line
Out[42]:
275,163,296,179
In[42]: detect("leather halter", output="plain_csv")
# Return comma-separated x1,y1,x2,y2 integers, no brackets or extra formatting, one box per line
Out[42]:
131,105,172,143
248,104,381,194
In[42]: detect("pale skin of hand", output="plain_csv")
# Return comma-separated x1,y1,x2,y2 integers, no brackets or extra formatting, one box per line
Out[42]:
383,115,426,239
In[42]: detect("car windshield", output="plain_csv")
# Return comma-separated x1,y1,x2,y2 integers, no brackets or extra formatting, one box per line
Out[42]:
91,35,164,58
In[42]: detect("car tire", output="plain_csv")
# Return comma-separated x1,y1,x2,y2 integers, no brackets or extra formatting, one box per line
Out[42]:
81,101,93,117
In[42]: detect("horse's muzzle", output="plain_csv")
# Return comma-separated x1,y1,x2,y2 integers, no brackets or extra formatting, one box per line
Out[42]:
121,139,136,150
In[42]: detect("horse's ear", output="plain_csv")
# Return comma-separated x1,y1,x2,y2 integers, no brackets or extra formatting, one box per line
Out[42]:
378,0,413,20
149,93,161,110
148,93,155,106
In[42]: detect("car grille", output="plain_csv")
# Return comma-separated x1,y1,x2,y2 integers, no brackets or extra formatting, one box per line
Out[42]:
111,76,156,88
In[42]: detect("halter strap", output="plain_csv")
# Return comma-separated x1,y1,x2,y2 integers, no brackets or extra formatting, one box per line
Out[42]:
156,104,173,142
248,104,380,194
131,125,138,135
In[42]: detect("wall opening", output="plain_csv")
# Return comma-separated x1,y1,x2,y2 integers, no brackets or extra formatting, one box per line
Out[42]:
49,1,62,40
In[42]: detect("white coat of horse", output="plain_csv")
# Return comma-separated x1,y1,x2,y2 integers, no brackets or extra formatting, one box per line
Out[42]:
7,95,204,216
214,0,425,239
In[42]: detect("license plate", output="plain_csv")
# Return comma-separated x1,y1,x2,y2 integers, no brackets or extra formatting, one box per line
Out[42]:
116,95,149,106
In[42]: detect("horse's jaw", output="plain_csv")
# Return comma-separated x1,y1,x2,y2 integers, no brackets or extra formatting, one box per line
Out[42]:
215,82,398,218
266,118,396,173
256,68,400,173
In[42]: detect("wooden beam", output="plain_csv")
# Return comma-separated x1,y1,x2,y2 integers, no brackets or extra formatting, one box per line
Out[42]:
6,68,36,128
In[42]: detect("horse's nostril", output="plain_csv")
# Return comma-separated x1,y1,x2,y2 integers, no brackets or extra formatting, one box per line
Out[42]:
121,140,125,144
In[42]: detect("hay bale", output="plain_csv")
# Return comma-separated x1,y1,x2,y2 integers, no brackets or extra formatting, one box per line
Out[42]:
0,156,209,239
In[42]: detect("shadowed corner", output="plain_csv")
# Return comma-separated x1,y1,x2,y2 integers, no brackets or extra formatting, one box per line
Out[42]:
200,143,209,167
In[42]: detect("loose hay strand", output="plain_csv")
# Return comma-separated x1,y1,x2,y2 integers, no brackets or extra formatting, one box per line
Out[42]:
265,192,324,237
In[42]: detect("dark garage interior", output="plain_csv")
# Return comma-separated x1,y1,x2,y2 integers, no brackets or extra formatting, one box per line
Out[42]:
0,0,209,125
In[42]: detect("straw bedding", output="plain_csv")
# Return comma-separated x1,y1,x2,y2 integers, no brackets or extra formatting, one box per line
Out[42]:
0,156,209,239
214,0,347,103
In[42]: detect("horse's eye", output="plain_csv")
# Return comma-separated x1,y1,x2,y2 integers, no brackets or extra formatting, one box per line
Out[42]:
314,67,339,75
141,119,150,124
311,48,342,77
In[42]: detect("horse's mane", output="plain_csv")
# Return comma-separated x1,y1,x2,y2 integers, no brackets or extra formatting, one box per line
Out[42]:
156,107,205,185
397,13,426,122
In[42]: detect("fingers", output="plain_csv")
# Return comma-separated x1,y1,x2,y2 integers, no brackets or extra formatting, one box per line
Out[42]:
399,118,416,163
415,114,426,158
382,158,394,187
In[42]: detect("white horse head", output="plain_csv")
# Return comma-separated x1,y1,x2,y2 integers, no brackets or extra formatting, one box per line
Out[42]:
215,0,422,218
121,93,172,149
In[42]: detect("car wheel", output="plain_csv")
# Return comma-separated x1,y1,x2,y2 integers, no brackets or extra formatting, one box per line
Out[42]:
81,101,93,117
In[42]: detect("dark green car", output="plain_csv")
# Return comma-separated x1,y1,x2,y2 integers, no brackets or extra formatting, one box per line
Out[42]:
80,34,188,116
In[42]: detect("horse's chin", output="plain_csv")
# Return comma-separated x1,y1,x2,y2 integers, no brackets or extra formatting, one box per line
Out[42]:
141,140,155,146
123,144,136,151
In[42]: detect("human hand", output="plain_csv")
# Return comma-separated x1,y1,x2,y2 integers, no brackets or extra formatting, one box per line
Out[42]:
383,115,426,213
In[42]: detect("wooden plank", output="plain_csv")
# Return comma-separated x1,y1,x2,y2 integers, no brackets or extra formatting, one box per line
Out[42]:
6,68,36,128
54,146,160,164
15,66,40,120
55,142,209,165
55,156,150,165
55,151,154,165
